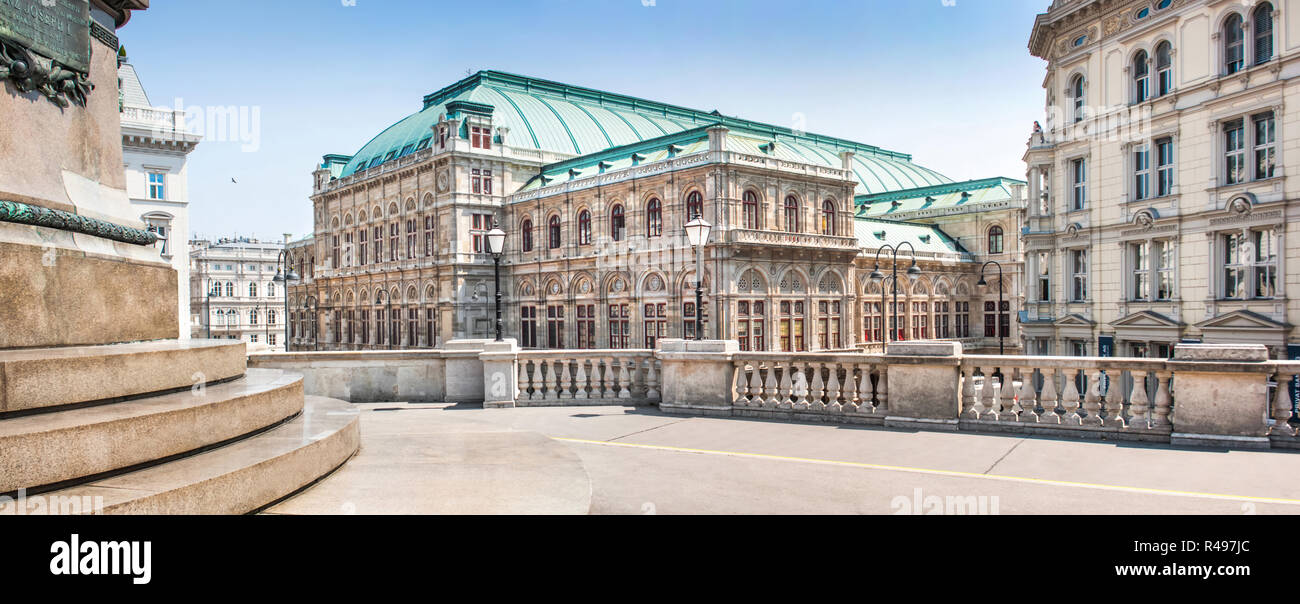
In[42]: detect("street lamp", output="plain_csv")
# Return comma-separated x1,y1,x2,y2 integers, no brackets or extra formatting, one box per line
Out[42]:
685,217,713,341
869,242,921,343
486,223,507,342
977,260,1006,355
272,244,299,352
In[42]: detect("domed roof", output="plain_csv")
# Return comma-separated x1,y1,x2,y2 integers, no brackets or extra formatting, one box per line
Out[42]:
341,70,953,197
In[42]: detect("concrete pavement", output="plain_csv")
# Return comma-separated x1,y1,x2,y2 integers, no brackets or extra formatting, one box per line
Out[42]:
272,403,1300,515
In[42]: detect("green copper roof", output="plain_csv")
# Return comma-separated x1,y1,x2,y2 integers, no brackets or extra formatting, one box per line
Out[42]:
856,177,1025,218
854,217,970,257
339,70,953,196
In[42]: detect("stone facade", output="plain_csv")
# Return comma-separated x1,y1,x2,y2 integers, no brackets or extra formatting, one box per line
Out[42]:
289,72,1026,354
190,237,289,351
1023,0,1300,359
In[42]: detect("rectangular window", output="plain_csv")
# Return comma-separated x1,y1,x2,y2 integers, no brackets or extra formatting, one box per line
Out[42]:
1037,251,1051,302
779,301,806,352
545,306,565,349
608,304,630,349
1155,240,1175,301
373,226,383,264
1253,229,1278,299
576,304,596,350
148,172,165,200
910,302,927,341
521,306,537,348
816,301,841,349
1133,144,1150,201
955,302,970,339
737,301,766,352
424,215,435,257
1071,249,1089,302
862,302,882,344
1071,158,1087,211
471,213,493,254
1131,242,1149,301
472,169,483,194
937,301,950,339
1254,112,1276,180
1225,119,1247,185
643,303,667,349
984,301,996,338
407,308,418,346
388,222,399,261
406,219,417,259
471,126,492,149
1156,137,1174,197
360,310,369,344
425,308,436,348
359,229,367,266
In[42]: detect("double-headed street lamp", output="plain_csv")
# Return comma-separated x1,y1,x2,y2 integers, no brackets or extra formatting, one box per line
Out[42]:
486,223,507,342
685,217,713,341
272,246,300,352
977,260,1006,355
869,242,922,343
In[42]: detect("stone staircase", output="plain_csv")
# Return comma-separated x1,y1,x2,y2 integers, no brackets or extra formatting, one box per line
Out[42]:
0,340,359,514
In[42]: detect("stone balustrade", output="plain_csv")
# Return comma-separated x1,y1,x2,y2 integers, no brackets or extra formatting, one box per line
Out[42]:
731,353,889,424
249,339,1300,450
515,350,660,407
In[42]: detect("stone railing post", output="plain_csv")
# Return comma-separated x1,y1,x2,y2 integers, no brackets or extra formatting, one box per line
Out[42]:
656,340,739,417
1168,344,1273,449
443,339,491,404
884,341,962,431
479,339,520,409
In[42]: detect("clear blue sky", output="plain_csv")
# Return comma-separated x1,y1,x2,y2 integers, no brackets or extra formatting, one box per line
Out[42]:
118,0,1050,243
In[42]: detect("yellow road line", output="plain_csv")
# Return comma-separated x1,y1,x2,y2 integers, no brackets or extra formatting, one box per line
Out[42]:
555,437,1300,506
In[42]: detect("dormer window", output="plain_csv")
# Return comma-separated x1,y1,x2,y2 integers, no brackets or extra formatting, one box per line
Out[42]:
471,126,492,149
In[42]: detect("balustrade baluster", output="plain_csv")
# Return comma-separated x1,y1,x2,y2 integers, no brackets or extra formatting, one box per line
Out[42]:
1103,370,1126,427
574,359,589,400
843,365,860,413
518,360,530,402
1016,368,1038,423
778,363,794,410
734,362,751,406
810,363,826,412
1081,369,1104,426
1151,371,1172,430
531,361,545,401
617,359,631,399
1128,370,1151,430
827,363,843,413
546,360,561,401
1039,369,1059,424
764,364,780,408
998,369,1017,421
1062,369,1082,424
748,362,764,408
962,367,979,420
792,363,810,411
980,369,999,421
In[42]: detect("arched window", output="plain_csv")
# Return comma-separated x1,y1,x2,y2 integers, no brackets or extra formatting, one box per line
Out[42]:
742,190,759,229
1255,3,1274,65
1133,50,1149,103
250,308,259,326
1155,42,1173,96
646,198,663,238
267,283,276,297
610,204,626,242
548,215,561,249
578,210,592,246
821,200,837,236
685,191,703,221
1071,75,1086,122
784,196,800,233
225,282,234,297
1225,13,1245,74
249,282,258,297
521,218,534,252
988,226,1005,255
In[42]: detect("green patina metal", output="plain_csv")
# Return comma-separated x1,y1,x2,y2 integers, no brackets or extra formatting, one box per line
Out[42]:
856,177,1028,218
0,200,158,246
333,70,954,197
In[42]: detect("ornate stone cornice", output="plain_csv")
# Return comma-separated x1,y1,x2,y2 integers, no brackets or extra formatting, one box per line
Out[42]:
0,200,158,246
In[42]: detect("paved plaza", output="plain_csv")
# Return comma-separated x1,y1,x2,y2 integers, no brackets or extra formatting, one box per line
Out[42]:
267,404,1300,515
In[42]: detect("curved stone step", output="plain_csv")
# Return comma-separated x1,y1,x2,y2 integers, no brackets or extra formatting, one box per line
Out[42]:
0,339,247,414
1,397,360,515
0,368,303,493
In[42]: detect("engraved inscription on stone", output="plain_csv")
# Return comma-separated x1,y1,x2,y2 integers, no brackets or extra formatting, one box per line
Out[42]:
0,0,91,73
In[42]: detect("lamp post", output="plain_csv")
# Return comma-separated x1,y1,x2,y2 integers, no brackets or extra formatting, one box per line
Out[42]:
869,242,922,344
486,223,507,342
375,289,393,350
977,260,1006,355
685,217,713,341
272,245,299,352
